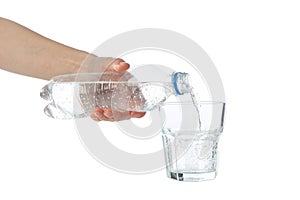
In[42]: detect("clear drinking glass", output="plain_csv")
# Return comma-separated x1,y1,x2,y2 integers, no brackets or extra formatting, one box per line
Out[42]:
160,101,225,182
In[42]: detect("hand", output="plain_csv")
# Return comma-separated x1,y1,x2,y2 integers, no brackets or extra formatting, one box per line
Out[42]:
91,108,146,122
84,57,146,122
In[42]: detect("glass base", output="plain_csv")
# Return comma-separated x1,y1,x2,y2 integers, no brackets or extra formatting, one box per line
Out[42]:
168,171,216,182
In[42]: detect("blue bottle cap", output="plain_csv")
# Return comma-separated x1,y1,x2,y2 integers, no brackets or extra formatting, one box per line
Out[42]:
173,72,184,95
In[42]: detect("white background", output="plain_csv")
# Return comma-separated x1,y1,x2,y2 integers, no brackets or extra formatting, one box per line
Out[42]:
1,0,300,199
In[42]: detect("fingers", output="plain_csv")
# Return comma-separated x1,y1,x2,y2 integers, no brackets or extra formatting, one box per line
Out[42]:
78,56,130,73
90,109,107,121
91,108,146,122
91,109,127,121
110,58,130,72
130,112,146,118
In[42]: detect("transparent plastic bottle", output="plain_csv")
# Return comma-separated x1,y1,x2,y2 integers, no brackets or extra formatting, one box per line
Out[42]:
40,72,191,119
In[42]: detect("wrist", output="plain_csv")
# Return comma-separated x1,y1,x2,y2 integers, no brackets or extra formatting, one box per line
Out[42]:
69,50,89,74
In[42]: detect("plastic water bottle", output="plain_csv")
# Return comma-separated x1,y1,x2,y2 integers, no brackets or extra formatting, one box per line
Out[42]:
40,72,191,119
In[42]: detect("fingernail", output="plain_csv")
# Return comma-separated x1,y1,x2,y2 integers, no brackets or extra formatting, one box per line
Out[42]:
104,110,113,118
113,64,120,71
94,112,102,119
94,108,104,113
91,115,98,121
131,112,145,118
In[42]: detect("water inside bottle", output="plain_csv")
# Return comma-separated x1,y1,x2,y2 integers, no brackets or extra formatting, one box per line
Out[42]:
41,81,178,119
40,72,203,121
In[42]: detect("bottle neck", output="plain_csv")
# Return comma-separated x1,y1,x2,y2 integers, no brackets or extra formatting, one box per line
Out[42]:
172,72,192,95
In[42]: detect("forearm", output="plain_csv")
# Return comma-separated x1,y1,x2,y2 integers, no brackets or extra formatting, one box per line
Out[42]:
0,17,87,80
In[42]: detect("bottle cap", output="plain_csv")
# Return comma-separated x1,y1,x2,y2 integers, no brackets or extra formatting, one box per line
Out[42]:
173,72,191,95
173,72,184,95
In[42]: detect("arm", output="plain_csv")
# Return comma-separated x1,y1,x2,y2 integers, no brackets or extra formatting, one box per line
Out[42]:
0,17,87,80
